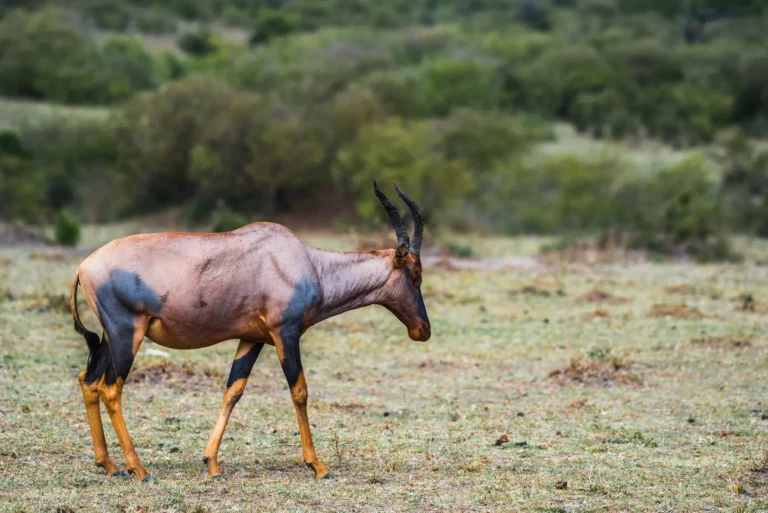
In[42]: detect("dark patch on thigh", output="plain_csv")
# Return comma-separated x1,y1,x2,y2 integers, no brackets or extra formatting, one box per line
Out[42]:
197,295,208,309
98,270,163,315
96,271,162,384
226,343,264,388
279,278,319,388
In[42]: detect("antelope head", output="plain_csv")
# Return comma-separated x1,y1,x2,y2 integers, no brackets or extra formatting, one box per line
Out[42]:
374,180,431,342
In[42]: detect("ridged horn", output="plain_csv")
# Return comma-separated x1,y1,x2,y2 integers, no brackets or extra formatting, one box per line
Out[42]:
373,179,410,248
393,182,423,254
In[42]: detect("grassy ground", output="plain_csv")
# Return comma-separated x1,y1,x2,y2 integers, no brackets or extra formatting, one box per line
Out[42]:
1,234,767,512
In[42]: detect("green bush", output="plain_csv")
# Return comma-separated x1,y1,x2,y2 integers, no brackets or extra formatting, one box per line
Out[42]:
361,69,429,118
0,130,28,158
420,58,502,116
80,0,133,31
178,29,216,56
718,130,768,237
53,210,81,246
516,0,552,31
250,9,299,46
508,45,616,118
0,131,46,223
434,108,543,172
334,117,475,228
210,201,250,232
622,156,734,261
0,8,112,104
135,7,178,34
102,37,158,100
478,153,627,233
117,76,326,217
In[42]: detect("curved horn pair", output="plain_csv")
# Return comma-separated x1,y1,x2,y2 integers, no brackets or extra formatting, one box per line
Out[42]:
373,180,424,254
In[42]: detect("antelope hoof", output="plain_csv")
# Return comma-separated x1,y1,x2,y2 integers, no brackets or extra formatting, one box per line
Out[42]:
110,471,129,478
320,473,335,480
211,475,227,482
142,475,157,484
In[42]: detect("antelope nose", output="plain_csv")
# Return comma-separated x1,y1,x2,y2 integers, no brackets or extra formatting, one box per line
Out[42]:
410,322,431,342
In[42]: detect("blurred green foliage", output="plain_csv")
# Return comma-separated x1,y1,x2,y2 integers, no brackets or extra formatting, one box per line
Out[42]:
210,200,250,232
178,29,217,56
53,210,82,246
1,0,768,260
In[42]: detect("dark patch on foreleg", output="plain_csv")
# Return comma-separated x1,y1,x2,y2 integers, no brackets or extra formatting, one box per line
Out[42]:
226,343,264,388
277,278,318,387
204,340,265,479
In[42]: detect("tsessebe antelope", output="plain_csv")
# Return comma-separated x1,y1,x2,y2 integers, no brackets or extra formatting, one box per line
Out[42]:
70,182,430,482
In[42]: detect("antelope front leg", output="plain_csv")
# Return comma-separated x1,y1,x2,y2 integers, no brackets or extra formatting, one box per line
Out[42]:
203,339,264,480
273,332,331,479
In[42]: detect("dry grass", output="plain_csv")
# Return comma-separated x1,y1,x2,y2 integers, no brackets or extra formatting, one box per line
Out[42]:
649,303,705,319
578,288,631,304
690,336,753,349
548,356,640,387
1,236,768,512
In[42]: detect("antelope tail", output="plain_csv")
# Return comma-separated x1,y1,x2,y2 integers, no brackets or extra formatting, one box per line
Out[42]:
71,272,100,354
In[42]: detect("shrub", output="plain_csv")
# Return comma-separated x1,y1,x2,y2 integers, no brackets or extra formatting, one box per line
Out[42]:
80,0,133,31
718,130,768,237
135,7,178,34
102,37,158,100
53,210,81,246
420,58,502,116
249,9,299,46
178,29,216,56
361,69,429,118
210,201,249,232
0,7,112,104
434,108,543,172
623,156,735,262
516,0,552,31
161,52,188,80
0,130,28,158
508,45,616,118
117,76,326,217
116,76,237,211
334,118,475,228
0,131,46,223
477,153,627,233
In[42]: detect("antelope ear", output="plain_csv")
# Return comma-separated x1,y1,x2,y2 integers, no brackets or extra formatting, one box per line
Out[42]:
394,243,410,268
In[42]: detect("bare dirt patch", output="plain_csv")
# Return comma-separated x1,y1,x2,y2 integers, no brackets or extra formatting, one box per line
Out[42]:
582,308,610,321
129,361,223,391
512,284,566,297
578,288,630,304
690,336,752,349
548,357,641,387
665,284,696,295
649,303,704,319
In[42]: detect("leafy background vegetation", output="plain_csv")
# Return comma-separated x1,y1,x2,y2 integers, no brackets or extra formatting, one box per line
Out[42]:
1,0,768,258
